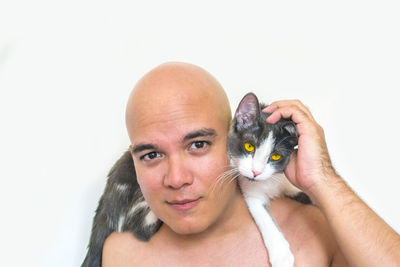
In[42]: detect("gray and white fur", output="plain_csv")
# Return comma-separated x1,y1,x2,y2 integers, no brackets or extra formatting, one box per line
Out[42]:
228,92,310,267
81,152,161,267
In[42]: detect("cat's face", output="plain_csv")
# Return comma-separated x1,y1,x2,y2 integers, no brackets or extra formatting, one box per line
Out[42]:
228,93,298,181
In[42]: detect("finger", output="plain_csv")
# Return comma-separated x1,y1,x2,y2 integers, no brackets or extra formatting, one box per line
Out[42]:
266,105,312,125
268,100,312,118
262,103,278,113
263,100,314,121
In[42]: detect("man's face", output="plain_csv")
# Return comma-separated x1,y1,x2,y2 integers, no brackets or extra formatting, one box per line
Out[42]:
129,97,235,235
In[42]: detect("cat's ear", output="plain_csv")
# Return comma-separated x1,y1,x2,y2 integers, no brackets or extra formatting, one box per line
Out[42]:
281,120,298,146
282,121,298,137
234,92,260,129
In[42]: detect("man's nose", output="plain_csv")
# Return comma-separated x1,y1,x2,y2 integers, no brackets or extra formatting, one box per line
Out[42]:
163,154,194,189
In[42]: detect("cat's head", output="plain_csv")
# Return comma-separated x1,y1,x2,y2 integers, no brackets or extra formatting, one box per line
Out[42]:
227,93,298,181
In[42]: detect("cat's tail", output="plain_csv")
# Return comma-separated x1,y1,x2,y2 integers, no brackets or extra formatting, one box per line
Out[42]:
81,151,163,267
81,195,114,267
81,151,135,267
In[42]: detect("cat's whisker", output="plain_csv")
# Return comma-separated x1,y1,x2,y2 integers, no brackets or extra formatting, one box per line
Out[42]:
214,169,237,184
210,171,232,193
209,168,240,195
227,173,241,185
213,175,229,191
212,173,241,200
218,169,240,186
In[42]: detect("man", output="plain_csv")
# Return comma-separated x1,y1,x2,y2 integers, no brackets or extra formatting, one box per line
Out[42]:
102,62,400,266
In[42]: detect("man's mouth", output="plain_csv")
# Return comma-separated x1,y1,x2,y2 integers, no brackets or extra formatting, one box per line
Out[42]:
167,198,201,211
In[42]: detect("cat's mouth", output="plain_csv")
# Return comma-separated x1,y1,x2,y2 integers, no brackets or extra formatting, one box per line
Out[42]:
244,176,257,182
238,171,259,182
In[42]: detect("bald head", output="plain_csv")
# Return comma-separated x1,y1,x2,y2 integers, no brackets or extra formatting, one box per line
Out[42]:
125,62,231,143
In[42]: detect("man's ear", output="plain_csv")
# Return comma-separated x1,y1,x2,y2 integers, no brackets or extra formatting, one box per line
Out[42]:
234,92,260,130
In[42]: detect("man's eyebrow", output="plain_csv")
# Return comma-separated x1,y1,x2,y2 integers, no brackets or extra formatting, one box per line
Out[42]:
183,128,217,142
131,128,216,155
131,143,158,155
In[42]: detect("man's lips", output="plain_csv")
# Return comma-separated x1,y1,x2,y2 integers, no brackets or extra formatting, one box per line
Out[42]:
166,198,201,211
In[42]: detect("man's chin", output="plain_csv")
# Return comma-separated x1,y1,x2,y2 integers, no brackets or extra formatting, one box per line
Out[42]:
168,220,208,236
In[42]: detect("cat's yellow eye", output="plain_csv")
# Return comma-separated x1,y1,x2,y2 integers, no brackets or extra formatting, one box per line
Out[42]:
244,142,255,152
271,153,281,161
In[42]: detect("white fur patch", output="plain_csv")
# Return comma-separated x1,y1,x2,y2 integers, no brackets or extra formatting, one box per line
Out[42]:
245,196,295,266
128,201,147,216
239,172,300,201
252,133,275,178
117,215,125,232
144,210,158,226
107,217,115,229
115,184,128,193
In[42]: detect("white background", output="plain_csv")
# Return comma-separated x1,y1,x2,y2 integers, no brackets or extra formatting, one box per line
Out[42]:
1,0,399,266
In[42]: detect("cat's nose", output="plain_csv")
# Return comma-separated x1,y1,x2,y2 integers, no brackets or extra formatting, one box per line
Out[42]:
252,170,262,177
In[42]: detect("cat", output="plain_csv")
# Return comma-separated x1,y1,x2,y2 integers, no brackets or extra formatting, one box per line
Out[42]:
227,92,311,267
82,92,310,267
81,151,161,267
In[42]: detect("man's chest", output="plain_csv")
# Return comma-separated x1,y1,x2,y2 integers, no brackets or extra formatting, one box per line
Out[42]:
142,246,268,267
135,236,330,267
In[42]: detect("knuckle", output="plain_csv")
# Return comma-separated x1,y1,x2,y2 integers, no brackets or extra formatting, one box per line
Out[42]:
290,99,303,107
288,104,300,112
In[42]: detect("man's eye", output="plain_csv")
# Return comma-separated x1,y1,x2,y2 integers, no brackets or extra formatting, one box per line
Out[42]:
190,141,209,150
140,151,161,161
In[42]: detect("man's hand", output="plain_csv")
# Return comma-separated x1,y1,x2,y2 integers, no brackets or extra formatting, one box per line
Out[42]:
263,100,336,196
264,99,400,267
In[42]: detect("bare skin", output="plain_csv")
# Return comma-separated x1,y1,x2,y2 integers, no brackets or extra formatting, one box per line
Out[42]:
102,62,399,266
103,198,346,267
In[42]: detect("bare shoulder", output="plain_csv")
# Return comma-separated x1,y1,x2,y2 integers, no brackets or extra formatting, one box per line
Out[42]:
102,232,147,267
270,198,340,265
270,197,332,234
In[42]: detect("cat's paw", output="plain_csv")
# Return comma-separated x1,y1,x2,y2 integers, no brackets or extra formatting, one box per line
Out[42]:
267,240,294,267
